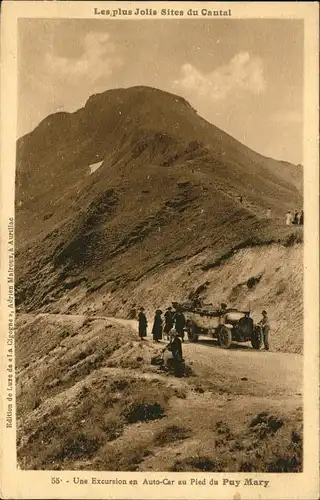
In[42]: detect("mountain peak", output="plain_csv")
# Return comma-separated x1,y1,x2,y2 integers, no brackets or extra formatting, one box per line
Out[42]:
82,85,194,119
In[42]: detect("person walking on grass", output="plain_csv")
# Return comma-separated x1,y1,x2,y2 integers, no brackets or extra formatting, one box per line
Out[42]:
138,307,148,340
152,309,163,342
258,310,270,351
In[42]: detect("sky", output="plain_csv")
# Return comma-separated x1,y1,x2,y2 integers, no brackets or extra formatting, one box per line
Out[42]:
18,19,303,164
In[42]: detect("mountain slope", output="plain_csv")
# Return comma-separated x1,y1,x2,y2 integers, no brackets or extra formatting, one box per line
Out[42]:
15,86,303,329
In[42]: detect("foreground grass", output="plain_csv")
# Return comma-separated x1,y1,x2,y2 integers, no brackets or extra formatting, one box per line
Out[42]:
18,373,180,470
16,315,303,472
171,411,303,473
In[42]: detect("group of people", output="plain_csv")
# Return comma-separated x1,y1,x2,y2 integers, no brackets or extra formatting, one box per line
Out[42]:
285,209,304,226
139,306,186,377
138,305,271,351
138,306,186,342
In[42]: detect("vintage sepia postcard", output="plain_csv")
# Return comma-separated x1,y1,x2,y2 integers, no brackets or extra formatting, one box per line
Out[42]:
0,1,319,499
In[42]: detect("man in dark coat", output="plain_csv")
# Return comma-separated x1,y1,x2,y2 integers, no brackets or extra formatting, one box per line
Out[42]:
163,330,184,377
174,309,186,341
152,309,163,342
238,311,254,338
164,307,174,336
170,333,183,361
138,307,147,339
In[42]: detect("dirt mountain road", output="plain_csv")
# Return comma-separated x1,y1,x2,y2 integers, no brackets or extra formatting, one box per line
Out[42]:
36,312,302,398
109,315,302,398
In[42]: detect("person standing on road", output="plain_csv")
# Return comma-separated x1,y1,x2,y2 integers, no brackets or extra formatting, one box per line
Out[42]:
174,308,186,342
238,311,254,337
152,309,163,342
138,307,148,340
258,310,270,351
164,307,174,338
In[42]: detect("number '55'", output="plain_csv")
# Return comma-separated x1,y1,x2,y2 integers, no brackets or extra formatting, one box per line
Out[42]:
51,477,61,484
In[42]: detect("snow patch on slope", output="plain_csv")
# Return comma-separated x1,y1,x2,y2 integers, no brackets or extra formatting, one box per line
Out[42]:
89,161,103,175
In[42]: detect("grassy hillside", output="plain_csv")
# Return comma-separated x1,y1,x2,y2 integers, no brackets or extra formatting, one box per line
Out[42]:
16,314,302,472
